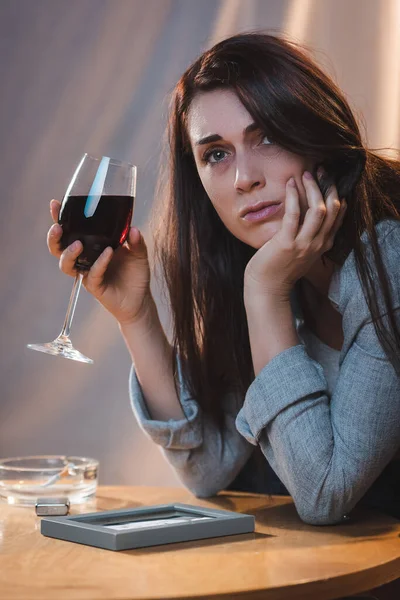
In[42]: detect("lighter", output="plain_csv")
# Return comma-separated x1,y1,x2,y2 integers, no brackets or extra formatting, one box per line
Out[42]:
35,497,70,516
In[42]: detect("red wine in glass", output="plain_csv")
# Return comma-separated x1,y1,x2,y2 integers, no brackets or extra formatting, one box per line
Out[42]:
59,194,134,270
27,154,137,364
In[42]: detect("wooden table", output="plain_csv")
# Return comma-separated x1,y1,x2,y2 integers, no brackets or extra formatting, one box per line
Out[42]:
0,486,399,599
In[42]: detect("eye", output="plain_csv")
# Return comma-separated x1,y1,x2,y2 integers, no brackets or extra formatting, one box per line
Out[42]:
202,148,228,164
260,134,272,145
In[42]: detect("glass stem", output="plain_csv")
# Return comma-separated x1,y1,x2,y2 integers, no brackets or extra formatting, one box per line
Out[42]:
58,273,84,339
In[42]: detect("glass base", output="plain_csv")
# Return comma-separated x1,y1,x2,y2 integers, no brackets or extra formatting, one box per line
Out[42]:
27,336,93,364
0,486,97,507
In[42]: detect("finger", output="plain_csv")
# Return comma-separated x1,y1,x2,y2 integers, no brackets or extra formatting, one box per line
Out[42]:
314,166,344,244
328,198,347,240
47,223,63,257
320,199,347,253
125,226,148,259
59,240,83,276
297,171,327,243
126,226,140,247
50,199,61,223
282,178,301,241
85,247,114,294
318,185,342,238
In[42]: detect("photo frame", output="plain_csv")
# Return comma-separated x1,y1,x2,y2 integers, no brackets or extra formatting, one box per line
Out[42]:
40,502,255,551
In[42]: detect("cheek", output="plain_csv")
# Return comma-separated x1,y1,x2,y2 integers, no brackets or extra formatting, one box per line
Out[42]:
198,169,232,213
198,171,246,241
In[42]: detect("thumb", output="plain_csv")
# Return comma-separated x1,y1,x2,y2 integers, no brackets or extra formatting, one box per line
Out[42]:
126,226,148,258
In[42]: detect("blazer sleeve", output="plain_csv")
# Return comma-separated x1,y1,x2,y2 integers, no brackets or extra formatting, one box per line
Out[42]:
235,220,400,525
129,356,253,497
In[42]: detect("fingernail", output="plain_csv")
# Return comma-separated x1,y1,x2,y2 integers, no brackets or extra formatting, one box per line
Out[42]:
51,223,61,235
317,166,325,179
288,177,296,186
69,241,80,251
303,171,313,180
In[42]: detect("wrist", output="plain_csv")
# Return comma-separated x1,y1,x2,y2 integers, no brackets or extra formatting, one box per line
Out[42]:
244,290,299,375
244,286,292,308
118,294,157,333
244,295,295,331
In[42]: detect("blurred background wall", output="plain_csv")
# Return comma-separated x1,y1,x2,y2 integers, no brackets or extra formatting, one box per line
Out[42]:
0,0,399,487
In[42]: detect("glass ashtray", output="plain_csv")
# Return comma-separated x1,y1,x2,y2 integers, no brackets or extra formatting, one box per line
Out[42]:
0,455,99,506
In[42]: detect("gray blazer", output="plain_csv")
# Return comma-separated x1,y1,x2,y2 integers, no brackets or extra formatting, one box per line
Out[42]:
129,218,400,525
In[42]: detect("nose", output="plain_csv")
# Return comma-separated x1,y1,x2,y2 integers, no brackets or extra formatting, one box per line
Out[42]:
234,153,266,193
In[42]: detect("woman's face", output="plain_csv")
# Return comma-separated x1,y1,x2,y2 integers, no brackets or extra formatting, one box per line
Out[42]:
187,88,317,249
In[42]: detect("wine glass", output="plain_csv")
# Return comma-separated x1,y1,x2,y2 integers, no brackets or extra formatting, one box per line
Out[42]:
27,153,137,364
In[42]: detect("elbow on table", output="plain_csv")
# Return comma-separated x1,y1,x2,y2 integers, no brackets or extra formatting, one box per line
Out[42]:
297,510,350,526
295,499,352,526
286,472,357,526
180,477,224,499
172,471,222,499
191,484,222,499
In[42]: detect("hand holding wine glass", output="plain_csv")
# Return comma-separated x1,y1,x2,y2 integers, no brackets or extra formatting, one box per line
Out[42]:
47,201,152,326
27,154,149,364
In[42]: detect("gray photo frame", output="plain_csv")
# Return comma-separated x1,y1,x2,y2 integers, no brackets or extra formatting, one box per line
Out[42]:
40,502,255,551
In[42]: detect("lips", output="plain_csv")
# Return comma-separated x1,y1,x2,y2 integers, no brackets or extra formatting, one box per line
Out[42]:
241,201,281,217
243,203,283,222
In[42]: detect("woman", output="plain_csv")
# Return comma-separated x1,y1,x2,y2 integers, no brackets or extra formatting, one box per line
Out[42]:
47,33,400,530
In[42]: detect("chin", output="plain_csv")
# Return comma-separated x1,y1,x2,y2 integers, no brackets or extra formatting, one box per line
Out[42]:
226,220,281,249
234,233,275,250
245,223,281,249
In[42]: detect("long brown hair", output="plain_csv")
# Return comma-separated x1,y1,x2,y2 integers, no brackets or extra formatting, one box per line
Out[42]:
151,32,400,434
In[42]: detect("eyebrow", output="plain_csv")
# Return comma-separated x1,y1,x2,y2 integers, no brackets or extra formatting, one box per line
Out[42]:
195,122,260,146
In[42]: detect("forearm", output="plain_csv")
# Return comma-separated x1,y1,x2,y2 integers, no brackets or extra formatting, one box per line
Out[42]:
125,300,255,499
244,291,300,376
119,297,185,421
